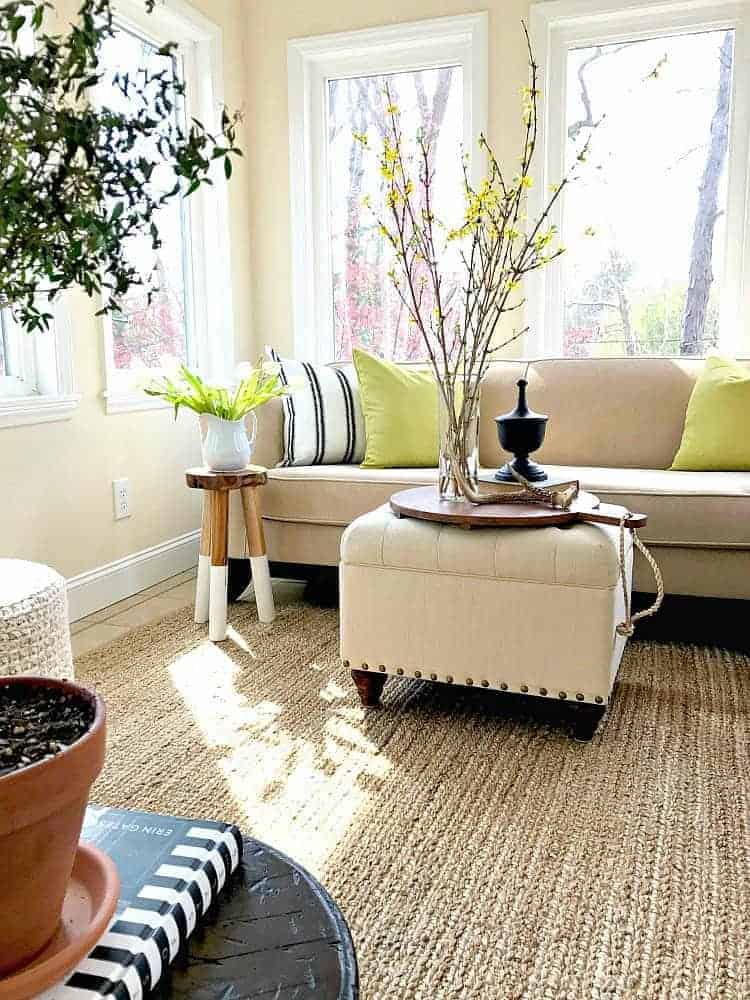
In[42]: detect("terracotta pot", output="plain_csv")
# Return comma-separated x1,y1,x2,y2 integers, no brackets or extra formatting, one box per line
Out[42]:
0,677,106,976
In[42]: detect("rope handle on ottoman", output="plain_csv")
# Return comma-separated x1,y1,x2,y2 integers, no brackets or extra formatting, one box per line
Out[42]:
616,513,665,638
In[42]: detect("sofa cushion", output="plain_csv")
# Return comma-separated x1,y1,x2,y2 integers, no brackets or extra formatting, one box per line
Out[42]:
265,464,750,549
266,466,438,525
353,349,438,467
266,350,365,466
671,356,750,471
545,465,750,549
478,358,705,470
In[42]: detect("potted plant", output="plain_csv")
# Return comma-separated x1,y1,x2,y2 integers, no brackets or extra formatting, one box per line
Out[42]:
0,677,110,976
0,0,241,333
144,363,289,471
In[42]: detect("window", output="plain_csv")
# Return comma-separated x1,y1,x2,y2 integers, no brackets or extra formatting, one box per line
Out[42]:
0,302,77,427
288,14,488,362
97,27,194,376
98,1,234,413
529,0,750,358
0,23,78,428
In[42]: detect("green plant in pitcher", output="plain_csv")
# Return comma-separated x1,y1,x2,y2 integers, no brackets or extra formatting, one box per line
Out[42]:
143,363,288,420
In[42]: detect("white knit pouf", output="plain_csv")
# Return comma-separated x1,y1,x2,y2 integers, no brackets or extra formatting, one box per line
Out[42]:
0,559,74,680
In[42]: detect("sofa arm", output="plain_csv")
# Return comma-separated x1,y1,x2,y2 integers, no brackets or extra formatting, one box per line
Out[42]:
253,397,284,470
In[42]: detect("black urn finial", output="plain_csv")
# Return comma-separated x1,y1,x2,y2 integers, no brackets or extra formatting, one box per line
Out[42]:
494,377,549,483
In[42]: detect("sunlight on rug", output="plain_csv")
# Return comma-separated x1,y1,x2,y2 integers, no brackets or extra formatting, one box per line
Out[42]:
76,601,750,1000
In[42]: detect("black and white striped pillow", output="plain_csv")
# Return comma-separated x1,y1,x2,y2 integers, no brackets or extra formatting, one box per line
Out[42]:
267,348,365,466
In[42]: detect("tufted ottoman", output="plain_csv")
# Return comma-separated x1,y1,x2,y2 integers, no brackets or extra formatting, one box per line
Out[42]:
0,560,74,680
339,504,633,740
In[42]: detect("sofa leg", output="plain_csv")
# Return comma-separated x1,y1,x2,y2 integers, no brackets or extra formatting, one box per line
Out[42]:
228,558,252,603
351,670,387,707
570,703,607,742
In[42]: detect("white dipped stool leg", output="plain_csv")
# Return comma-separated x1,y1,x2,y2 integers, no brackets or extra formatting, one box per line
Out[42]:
196,555,211,624
209,564,228,640
195,495,211,624
208,491,229,641
241,486,275,624
250,556,275,623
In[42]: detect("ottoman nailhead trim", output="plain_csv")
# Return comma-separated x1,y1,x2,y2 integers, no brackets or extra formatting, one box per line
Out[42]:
520,684,528,693
414,671,422,678
343,660,350,668
500,683,508,691
539,687,548,696
559,691,567,700
396,668,404,676
430,673,437,681
595,695,604,704
466,678,473,686
378,665,386,673
446,675,453,683
361,663,369,670
576,693,585,701
481,680,489,688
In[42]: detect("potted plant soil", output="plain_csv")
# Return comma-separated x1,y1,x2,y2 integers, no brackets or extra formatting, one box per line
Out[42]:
144,363,289,472
0,677,108,976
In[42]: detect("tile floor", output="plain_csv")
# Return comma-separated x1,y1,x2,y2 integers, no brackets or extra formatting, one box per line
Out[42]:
70,570,307,658
70,568,198,658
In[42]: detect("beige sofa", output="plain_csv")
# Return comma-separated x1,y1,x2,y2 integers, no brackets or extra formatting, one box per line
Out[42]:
229,357,750,600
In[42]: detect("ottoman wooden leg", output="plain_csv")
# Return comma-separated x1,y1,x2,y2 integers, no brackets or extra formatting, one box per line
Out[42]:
571,703,607,742
195,493,211,625
209,492,229,642
352,670,387,707
240,486,275,624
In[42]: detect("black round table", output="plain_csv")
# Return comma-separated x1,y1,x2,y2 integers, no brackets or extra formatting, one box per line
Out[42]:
154,838,358,999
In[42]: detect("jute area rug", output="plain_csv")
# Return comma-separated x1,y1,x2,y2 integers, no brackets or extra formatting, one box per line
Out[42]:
77,600,750,1000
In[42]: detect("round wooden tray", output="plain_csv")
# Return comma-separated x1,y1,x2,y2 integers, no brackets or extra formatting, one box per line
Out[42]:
390,487,648,530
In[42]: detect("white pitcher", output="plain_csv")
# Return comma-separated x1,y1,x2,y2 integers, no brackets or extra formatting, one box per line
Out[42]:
203,412,257,471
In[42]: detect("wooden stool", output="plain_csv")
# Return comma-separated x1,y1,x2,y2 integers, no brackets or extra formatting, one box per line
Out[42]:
186,467,276,641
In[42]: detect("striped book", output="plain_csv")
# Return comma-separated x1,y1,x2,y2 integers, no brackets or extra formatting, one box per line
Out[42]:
43,806,243,1000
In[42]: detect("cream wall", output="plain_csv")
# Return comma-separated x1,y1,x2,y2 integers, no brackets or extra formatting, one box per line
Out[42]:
0,0,252,580
242,0,530,358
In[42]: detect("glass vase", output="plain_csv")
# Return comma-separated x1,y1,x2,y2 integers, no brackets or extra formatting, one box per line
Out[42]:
437,375,480,501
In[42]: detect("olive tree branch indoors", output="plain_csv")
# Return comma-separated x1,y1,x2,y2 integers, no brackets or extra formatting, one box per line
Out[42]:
0,0,242,332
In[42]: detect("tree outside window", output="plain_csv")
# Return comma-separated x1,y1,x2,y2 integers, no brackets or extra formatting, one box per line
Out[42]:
562,29,733,358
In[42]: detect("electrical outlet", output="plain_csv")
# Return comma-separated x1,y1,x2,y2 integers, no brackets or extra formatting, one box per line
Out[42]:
113,478,131,520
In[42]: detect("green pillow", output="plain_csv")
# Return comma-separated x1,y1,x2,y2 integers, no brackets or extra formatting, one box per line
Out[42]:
671,356,750,471
353,349,438,467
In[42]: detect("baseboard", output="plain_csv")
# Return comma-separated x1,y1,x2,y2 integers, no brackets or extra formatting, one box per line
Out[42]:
67,530,200,622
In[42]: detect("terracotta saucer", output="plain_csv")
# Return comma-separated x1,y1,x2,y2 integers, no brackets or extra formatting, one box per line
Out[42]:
0,842,120,1000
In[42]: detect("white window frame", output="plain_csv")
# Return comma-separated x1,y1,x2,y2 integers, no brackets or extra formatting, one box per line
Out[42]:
288,13,489,363
0,300,79,429
528,0,750,358
103,0,235,414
